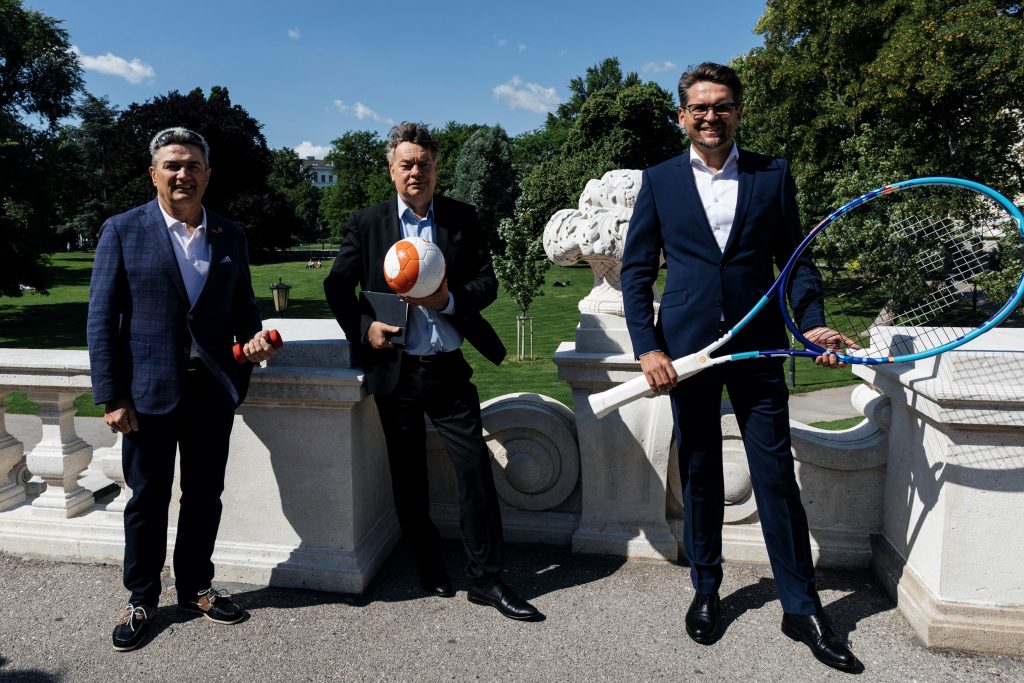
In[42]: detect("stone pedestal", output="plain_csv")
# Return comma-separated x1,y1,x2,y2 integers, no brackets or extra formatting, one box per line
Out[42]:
864,327,1024,655
0,400,27,510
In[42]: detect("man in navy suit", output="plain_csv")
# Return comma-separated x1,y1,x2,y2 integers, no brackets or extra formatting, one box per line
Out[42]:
621,63,861,673
88,127,279,651
324,122,542,622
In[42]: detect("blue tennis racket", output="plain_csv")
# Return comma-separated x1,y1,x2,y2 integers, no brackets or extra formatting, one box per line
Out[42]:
590,177,1024,419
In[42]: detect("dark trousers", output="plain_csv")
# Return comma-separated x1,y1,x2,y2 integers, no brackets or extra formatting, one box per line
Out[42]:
121,365,235,606
670,358,818,615
374,350,503,587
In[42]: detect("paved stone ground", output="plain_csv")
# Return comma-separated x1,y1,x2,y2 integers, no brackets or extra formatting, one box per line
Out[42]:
1,543,1020,682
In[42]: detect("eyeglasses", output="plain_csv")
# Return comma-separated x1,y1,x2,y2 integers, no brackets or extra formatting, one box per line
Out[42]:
682,102,737,119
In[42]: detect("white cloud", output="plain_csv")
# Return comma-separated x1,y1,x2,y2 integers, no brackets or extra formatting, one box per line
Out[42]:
70,46,155,85
492,76,560,114
331,99,394,125
288,28,301,39
294,141,331,159
497,38,508,47
642,60,677,74
517,42,527,53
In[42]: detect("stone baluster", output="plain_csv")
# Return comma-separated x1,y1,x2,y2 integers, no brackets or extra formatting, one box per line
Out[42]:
95,432,130,512
24,390,93,517
0,396,28,510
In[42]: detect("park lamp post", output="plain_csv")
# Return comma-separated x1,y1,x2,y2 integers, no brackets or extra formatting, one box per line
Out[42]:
269,278,291,317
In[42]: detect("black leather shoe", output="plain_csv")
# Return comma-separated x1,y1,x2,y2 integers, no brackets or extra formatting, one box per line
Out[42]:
178,588,246,624
782,612,864,673
419,565,455,598
685,592,721,644
112,603,155,652
468,581,545,621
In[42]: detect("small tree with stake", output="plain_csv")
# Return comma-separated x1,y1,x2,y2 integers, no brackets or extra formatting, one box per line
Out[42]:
492,217,548,360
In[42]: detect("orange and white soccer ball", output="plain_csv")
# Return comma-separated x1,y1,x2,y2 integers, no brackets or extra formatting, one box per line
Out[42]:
383,236,446,298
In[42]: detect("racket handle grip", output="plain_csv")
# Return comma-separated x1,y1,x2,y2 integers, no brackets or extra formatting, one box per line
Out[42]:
588,374,654,419
233,329,283,364
588,352,706,419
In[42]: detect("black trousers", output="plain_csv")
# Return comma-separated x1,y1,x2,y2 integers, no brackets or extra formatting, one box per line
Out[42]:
374,350,504,587
121,364,235,606
670,357,818,615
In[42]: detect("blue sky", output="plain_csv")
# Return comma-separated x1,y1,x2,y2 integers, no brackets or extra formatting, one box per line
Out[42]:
27,0,769,158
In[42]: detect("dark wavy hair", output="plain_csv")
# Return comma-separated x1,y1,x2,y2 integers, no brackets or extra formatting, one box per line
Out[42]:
678,62,743,107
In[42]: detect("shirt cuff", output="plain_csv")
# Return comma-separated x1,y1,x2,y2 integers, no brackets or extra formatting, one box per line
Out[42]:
441,292,455,315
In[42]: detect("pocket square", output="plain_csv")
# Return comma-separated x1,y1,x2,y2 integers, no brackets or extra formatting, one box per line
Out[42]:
219,255,232,264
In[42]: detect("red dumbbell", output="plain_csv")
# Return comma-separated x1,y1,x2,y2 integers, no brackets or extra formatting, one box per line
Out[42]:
233,329,284,364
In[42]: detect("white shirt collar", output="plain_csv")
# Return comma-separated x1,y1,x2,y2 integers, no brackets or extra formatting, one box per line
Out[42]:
688,143,740,174
397,195,434,222
157,202,207,232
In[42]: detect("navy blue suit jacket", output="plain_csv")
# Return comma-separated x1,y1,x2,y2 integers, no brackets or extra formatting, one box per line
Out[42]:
621,149,823,361
87,199,264,414
323,194,506,396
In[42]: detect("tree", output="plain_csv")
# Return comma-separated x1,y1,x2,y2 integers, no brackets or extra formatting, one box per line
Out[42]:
52,94,120,246
737,0,1024,224
103,86,292,255
319,130,392,241
737,1,1024,318
0,0,83,296
448,125,517,250
434,121,484,195
268,147,322,242
492,217,548,359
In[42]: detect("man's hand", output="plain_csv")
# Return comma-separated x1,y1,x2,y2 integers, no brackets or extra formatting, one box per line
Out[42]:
402,278,449,311
640,350,678,393
367,321,401,349
803,326,861,368
105,398,139,434
241,330,280,363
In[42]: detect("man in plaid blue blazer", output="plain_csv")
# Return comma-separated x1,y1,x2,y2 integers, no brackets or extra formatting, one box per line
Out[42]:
87,127,278,652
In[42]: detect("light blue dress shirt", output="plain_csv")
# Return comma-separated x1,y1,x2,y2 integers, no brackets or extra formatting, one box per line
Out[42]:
396,196,462,356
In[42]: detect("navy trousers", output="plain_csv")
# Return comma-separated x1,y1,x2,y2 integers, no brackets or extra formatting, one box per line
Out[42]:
670,357,818,615
121,364,235,606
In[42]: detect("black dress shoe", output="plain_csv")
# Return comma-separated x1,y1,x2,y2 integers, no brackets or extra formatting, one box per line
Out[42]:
782,612,864,673
416,553,454,598
685,592,721,644
112,603,155,652
419,567,455,598
468,581,545,621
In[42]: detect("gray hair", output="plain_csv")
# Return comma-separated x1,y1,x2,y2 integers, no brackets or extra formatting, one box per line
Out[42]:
385,122,439,163
149,127,210,166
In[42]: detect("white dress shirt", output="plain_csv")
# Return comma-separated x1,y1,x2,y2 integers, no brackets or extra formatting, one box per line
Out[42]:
689,143,740,253
158,203,210,357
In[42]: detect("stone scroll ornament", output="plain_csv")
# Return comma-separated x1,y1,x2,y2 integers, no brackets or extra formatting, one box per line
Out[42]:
542,169,646,317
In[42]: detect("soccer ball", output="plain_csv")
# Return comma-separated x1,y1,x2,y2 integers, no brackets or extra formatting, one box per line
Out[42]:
383,236,446,298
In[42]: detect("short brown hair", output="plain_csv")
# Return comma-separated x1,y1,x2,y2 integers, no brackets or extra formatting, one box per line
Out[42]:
678,62,743,108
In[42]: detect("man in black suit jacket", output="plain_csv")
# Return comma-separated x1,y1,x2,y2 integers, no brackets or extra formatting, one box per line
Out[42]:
621,64,861,673
88,127,279,651
324,122,542,621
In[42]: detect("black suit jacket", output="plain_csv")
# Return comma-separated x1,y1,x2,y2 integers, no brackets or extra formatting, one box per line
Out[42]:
324,195,506,395
621,149,824,361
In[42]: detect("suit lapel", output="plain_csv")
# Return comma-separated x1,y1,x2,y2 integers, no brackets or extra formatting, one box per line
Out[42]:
430,197,449,254
722,150,754,257
197,209,225,311
145,200,189,303
675,151,718,251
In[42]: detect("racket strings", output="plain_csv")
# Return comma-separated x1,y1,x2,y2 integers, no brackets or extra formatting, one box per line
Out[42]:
796,184,1016,360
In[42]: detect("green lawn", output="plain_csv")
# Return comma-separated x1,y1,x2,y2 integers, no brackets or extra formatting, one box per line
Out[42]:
1,251,857,416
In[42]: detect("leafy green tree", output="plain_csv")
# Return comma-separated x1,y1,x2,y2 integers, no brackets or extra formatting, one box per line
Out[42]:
52,94,120,247
434,121,484,195
493,216,548,359
268,147,322,241
448,125,517,250
0,0,83,296
737,0,1024,318
319,130,392,241
103,86,292,255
